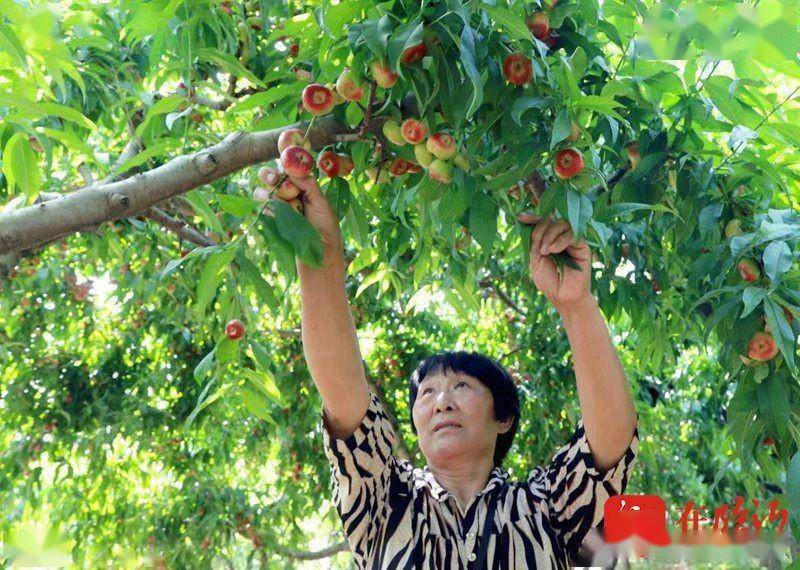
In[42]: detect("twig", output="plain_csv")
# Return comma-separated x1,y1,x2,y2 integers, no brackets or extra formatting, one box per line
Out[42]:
143,208,216,247
359,81,377,138
479,277,528,321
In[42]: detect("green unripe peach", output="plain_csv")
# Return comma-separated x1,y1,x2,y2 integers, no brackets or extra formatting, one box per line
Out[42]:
724,219,744,239
382,120,405,146
453,153,470,172
414,144,434,167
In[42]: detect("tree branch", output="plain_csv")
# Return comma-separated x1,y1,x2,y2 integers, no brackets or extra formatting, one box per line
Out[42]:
479,277,528,321
273,539,349,561
0,116,352,256
142,207,216,248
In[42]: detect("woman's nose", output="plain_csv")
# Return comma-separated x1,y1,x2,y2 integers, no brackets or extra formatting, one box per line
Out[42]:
433,391,454,412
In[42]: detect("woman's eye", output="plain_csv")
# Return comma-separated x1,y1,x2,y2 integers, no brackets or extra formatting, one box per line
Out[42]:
457,381,467,388
422,388,432,395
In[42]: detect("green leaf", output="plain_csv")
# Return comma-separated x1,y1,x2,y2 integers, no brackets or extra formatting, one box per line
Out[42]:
360,15,392,60
230,83,304,114
193,349,216,384
237,385,276,424
788,452,800,532
468,191,497,251
195,47,265,88
114,140,172,174
37,102,96,131
459,25,484,121
741,287,766,319
764,297,797,373
135,96,184,138
184,190,225,236
234,251,276,309
762,241,792,284
511,96,555,126
756,373,790,439
566,189,592,241
216,336,240,365
0,23,27,68
272,200,324,267
218,194,256,217
195,248,236,318
550,108,573,150
480,3,531,41
242,369,283,405
3,132,42,202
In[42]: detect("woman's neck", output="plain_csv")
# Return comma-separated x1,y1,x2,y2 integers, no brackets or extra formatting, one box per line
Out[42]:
427,456,495,511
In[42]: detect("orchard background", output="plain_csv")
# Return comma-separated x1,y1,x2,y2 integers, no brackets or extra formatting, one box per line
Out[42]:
1,0,799,567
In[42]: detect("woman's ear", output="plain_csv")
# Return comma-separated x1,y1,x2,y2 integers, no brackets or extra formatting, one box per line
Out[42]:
497,416,515,434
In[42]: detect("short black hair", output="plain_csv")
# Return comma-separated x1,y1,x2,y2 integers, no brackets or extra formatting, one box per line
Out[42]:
408,351,520,467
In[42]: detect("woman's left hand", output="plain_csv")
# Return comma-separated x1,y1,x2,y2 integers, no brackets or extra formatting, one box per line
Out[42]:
518,212,593,311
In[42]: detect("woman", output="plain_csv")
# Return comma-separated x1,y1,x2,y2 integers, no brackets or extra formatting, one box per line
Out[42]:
288,173,639,568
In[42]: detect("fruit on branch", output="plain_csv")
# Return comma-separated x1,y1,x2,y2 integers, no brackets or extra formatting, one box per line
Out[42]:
414,144,434,167
335,69,364,102
293,67,312,81
568,123,581,142
542,32,560,50
626,142,640,170
401,42,427,64
401,119,428,144
252,187,270,201
426,132,457,160
503,53,533,85
526,11,550,40
746,331,778,362
507,186,522,200
258,166,280,187
554,148,584,179
190,112,203,123
428,159,454,183
406,162,422,174
724,219,744,239
225,319,245,340
289,42,299,57
370,60,398,88
453,153,470,171
388,158,410,176
317,150,341,178
280,146,315,178
763,436,775,446
220,0,232,14
326,83,346,105
382,120,406,146
736,258,761,282
277,129,310,153
301,84,334,116
338,154,354,177
276,179,302,200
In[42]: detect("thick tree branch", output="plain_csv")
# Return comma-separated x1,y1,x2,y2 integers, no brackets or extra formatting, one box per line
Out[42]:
0,116,351,256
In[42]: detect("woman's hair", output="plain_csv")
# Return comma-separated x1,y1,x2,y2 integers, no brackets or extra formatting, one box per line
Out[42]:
408,351,520,467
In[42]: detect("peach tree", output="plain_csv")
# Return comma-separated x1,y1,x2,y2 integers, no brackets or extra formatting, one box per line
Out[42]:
1,0,799,566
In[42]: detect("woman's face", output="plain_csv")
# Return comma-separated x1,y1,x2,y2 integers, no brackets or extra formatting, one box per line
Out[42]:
412,369,512,467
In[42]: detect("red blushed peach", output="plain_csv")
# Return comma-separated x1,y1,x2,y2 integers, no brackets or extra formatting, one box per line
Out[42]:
252,187,270,201
626,142,640,170
338,155,354,177
276,179,302,201
370,60,398,88
526,11,549,40
401,42,427,64
428,159,453,183
554,148,584,179
747,331,778,362
301,84,334,116
257,166,279,187
335,69,364,101
225,319,245,340
280,145,315,178
426,132,457,160
401,119,428,144
277,129,309,153
737,259,761,282
503,53,533,85
387,158,411,176
317,150,341,178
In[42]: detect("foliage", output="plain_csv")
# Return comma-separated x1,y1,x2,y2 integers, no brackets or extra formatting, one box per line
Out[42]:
0,0,799,566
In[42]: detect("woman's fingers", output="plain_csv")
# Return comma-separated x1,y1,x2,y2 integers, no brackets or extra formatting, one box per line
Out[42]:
539,220,571,254
517,212,543,225
530,217,552,256
547,231,576,254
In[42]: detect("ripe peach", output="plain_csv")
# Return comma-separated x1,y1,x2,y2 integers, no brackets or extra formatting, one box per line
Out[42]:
387,158,410,176
382,120,406,146
335,69,364,102
626,142,640,170
747,331,778,361
258,166,280,187
280,145,315,178
554,148,584,179
301,84,334,116
317,150,341,178
405,162,422,174
252,187,270,201
401,119,428,144
277,129,309,153
526,11,549,40
276,179,302,200
737,258,761,282
338,154,354,177
225,319,245,340
503,53,533,85
428,159,453,183
401,42,426,64
426,132,457,160
370,60,398,88
508,186,522,200
289,42,299,57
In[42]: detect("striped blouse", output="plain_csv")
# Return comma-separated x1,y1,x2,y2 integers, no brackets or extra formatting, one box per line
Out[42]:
320,391,639,569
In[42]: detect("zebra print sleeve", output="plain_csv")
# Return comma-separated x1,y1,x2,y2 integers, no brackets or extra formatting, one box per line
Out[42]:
319,391,398,561
529,418,639,554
